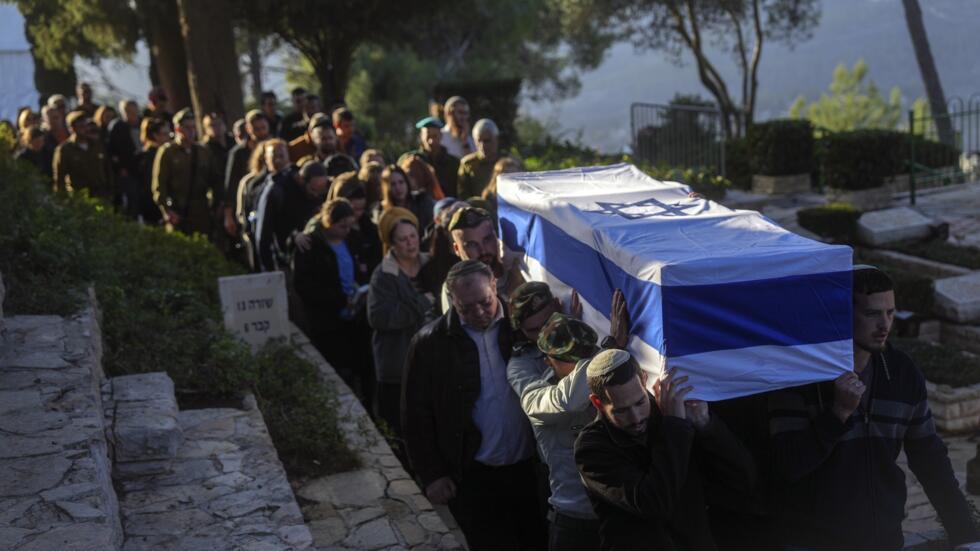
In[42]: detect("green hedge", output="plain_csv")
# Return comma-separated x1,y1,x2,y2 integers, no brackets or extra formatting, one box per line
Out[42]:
909,135,961,169
891,337,980,388
724,137,752,190
747,119,814,176
796,203,862,243
821,129,905,190
0,158,357,477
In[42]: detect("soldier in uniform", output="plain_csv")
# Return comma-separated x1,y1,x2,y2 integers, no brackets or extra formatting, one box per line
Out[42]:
457,118,500,199
152,109,222,236
410,116,460,198
52,111,114,201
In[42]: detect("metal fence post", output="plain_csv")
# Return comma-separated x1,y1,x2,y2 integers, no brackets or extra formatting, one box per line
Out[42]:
909,109,916,206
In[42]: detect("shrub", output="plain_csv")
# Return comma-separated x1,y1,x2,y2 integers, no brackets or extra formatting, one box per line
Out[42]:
891,337,980,388
724,137,752,190
747,119,814,176
821,129,904,190
645,166,730,201
0,159,355,478
519,139,623,171
796,203,862,243
908,135,960,169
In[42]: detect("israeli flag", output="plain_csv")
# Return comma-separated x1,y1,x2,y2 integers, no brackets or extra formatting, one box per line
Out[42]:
497,164,853,401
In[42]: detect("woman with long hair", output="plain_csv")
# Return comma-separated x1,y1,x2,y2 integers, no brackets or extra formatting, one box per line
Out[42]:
399,154,445,200
375,164,434,229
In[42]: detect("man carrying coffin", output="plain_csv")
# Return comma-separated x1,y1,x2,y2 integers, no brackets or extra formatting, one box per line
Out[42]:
768,266,980,550
507,283,633,551
574,349,756,550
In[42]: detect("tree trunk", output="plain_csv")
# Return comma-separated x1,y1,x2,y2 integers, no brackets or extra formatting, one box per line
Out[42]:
311,43,355,109
246,32,263,104
902,0,954,146
139,0,192,112
177,0,245,125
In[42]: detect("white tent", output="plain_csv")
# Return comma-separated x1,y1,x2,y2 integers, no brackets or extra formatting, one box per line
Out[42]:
0,4,38,123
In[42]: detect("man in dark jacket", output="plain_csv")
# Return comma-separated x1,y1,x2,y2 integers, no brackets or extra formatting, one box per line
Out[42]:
411,116,460,198
402,259,546,551
768,266,980,551
575,349,756,551
224,109,270,239
107,99,141,215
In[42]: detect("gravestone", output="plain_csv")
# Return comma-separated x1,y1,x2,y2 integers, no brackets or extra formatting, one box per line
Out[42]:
218,272,290,350
856,207,932,246
934,272,980,323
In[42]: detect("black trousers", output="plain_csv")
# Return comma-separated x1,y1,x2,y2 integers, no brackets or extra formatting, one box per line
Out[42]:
449,458,548,551
548,512,599,551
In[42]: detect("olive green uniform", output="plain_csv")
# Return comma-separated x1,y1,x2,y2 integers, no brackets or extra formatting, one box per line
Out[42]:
411,146,460,198
457,151,494,199
152,139,222,235
52,134,114,200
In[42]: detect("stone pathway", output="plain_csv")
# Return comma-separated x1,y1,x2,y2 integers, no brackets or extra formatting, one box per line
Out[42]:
116,396,313,550
909,182,980,249
290,326,464,551
0,308,123,550
901,433,980,547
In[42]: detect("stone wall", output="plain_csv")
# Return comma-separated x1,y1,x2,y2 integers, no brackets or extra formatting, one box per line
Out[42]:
926,381,980,433
290,325,464,550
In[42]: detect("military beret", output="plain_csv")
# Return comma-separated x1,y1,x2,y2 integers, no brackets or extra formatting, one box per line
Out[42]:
308,112,331,131
65,111,87,128
537,313,598,363
447,206,492,233
586,349,632,378
172,108,194,126
509,282,555,330
415,116,444,130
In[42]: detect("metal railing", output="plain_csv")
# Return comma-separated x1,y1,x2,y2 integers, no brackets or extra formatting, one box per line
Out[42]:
907,95,980,204
630,103,726,176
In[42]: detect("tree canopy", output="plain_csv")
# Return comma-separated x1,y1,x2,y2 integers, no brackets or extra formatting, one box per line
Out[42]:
789,60,903,132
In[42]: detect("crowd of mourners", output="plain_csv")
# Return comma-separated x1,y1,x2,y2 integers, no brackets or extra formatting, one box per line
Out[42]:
10,82,980,551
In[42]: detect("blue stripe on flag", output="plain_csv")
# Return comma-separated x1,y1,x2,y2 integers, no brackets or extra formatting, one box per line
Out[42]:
499,198,852,357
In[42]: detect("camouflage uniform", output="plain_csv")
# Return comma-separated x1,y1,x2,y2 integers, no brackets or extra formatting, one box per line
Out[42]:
537,313,599,362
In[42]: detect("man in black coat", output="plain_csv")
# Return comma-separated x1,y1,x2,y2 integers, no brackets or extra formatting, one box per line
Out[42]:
574,349,756,551
402,259,546,551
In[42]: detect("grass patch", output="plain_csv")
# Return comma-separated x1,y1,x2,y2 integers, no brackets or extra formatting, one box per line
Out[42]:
892,337,980,388
888,238,980,270
0,157,357,477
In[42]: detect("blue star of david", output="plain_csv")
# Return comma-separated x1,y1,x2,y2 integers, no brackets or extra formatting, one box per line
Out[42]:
586,197,706,220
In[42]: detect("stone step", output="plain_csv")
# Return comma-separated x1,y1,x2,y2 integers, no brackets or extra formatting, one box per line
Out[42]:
116,396,313,550
0,310,123,550
107,372,183,478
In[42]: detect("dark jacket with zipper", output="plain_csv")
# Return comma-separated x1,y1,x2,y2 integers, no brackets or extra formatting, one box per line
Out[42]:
768,343,979,550
401,300,520,488
292,223,358,337
574,401,756,551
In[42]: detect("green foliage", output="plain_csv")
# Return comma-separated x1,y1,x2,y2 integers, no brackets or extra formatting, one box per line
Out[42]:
796,203,862,243
0,123,16,155
255,342,360,475
747,119,815,176
789,60,903,132
888,239,980,270
0,158,355,478
724,137,752,190
821,129,905,190
891,337,980,388
16,0,139,71
909,134,961,169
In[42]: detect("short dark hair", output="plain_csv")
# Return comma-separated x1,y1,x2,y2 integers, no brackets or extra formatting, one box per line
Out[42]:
332,107,354,125
322,198,355,226
300,160,328,182
445,260,493,295
588,357,639,403
853,267,894,299
291,87,307,96
261,91,277,102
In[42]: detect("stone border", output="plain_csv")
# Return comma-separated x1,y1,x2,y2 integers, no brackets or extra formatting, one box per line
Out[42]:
926,380,980,433
856,248,971,279
289,324,464,550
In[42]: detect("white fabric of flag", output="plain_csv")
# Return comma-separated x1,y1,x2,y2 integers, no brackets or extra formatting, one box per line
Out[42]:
497,163,853,401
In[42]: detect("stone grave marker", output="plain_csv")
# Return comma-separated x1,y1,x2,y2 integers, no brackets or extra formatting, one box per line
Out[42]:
218,272,290,350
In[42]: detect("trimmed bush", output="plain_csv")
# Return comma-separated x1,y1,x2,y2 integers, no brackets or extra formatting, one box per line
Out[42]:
821,129,904,190
747,119,814,176
909,135,961,169
724,137,752,190
646,166,730,201
0,158,356,478
797,203,862,243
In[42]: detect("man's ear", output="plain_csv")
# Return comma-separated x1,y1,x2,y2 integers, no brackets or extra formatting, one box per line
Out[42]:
639,370,649,389
588,394,603,411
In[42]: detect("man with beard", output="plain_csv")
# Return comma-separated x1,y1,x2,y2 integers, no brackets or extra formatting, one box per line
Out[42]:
296,114,339,166
768,266,980,551
574,349,756,551
152,109,222,236
439,206,524,313
279,87,309,142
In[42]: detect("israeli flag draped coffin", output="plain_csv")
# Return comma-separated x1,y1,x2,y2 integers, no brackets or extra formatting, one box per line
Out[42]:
497,164,853,401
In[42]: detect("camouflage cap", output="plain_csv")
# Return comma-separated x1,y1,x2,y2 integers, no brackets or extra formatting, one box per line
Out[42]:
509,281,555,330
537,313,599,363
447,206,493,233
